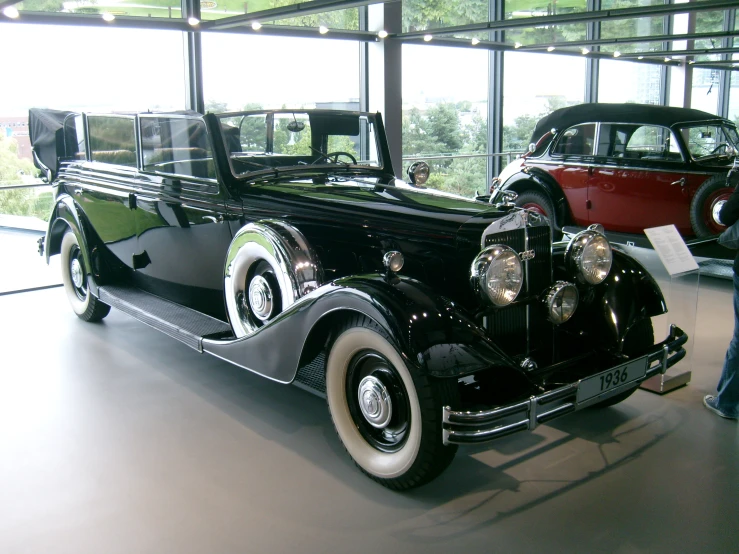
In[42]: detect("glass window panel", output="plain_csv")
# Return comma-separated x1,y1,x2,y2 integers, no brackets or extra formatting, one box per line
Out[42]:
141,117,216,179
200,1,358,28
729,68,739,126
678,124,739,160
597,124,681,161
599,60,662,104
506,1,587,45
17,0,182,17
202,34,360,111
691,68,722,115
503,52,586,152
88,116,137,167
402,0,489,33
402,44,488,197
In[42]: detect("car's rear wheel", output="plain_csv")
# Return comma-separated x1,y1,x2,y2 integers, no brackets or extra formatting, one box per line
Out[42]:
690,174,733,237
325,317,458,490
591,318,654,408
60,229,110,322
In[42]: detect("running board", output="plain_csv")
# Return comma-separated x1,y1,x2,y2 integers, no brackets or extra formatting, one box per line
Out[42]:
97,285,231,351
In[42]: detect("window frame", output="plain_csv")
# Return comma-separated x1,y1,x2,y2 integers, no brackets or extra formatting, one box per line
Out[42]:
86,114,139,169
595,121,685,163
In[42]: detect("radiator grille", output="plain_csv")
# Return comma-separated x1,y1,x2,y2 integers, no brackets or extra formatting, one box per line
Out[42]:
483,225,553,358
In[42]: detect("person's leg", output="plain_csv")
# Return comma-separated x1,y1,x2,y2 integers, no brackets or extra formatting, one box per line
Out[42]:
706,274,739,419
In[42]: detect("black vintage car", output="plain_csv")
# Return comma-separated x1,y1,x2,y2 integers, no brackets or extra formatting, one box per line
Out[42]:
31,107,687,490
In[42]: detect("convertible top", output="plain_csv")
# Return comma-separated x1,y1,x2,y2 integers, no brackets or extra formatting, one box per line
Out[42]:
531,103,729,144
28,108,79,179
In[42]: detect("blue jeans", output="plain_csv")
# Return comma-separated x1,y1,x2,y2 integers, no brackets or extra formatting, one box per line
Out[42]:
715,273,739,417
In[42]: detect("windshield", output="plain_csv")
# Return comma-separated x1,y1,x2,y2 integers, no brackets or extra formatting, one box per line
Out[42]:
678,123,739,161
217,110,384,178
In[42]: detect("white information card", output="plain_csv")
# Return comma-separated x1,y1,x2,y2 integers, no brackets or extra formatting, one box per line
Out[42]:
644,224,699,276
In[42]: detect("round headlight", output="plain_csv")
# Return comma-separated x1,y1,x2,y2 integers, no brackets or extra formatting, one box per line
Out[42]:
471,245,523,306
566,228,613,285
544,281,579,324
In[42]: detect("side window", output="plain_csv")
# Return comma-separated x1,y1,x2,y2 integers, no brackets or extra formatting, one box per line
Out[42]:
625,125,681,161
140,117,215,180
88,116,137,167
552,123,596,156
598,124,682,161
62,114,86,160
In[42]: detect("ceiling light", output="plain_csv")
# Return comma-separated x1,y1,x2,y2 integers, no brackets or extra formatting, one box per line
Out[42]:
188,17,199,26
423,34,432,42
547,46,555,52
2,6,19,18
319,25,329,34
378,30,388,39
251,21,262,30
514,42,522,49
664,57,671,62
581,48,590,55
102,12,115,22
638,55,644,60
613,51,621,58
688,60,695,64
471,37,480,45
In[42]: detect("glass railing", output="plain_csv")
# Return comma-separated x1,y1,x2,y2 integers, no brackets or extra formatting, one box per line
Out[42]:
0,183,61,294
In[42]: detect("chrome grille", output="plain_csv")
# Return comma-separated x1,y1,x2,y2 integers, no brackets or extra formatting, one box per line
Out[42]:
483,224,553,357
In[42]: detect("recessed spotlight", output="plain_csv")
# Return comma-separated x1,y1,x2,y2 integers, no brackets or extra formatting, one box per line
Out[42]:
378,30,388,39
188,17,199,26
251,21,262,30
102,12,115,22
664,57,671,62
514,42,522,49
2,6,19,18
613,51,621,58
581,48,590,55
319,25,329,35
688,60,695,64
423,34,432,42
547,46,555,52
638,55,644,60
471,37,480,45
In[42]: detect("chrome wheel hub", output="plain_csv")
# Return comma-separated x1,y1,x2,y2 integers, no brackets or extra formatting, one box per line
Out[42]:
248,275,274,321
70,258,84,289
713,200,727,225
358,376,392,429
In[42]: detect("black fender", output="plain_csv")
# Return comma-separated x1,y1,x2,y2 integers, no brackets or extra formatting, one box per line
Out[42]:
501,168,571,227
560,246,667,351
202,274,522,384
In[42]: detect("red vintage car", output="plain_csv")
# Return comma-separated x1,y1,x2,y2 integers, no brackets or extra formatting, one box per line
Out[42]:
492,103,739,238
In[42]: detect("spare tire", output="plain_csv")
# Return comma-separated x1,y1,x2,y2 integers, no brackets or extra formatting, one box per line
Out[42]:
690,173,733,237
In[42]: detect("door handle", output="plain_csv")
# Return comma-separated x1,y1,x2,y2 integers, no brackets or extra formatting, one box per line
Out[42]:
671,177,686,187
202,215,224,224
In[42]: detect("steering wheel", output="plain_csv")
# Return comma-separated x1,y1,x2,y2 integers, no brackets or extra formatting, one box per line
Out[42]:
312,151,357,165
710,142,731,155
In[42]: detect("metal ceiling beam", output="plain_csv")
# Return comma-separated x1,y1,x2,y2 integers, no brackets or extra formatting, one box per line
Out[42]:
201,0,385,31
0,10,191,30
516,30,739,52
690,62,739,72
399,37,681,67
0,10,380,40
213,24,379,41
396,0,739,39
619,46,739,59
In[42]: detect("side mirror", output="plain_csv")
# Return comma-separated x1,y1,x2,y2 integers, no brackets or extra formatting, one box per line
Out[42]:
407,161,430,187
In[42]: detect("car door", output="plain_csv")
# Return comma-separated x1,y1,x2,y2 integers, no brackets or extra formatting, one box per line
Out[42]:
133,115,234,319
76,114,139,269
587,123,695,234
545,122,596,226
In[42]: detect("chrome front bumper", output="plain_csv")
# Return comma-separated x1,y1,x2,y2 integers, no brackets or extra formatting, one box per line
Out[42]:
442,324,688,446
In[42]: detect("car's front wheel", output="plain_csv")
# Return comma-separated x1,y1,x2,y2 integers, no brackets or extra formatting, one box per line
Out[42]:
325,318,458,490
60,229,110,322
690,174,733,237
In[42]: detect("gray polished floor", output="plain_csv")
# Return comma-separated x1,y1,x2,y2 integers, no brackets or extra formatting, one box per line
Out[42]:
0,281,737,554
